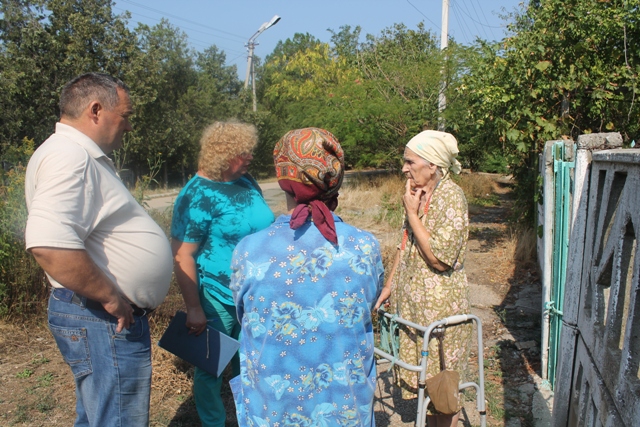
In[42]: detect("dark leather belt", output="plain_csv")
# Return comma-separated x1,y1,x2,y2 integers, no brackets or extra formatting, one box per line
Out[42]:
53,288,153,317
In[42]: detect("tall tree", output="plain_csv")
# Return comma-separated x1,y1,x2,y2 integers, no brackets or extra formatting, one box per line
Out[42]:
127,20,197,187
461,0,640,221
0,0,141,151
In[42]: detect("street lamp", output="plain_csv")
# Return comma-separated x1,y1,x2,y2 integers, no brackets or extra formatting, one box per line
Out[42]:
244,15,281,112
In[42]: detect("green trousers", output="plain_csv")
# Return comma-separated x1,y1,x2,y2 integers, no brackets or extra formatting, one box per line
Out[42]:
193,289,241,427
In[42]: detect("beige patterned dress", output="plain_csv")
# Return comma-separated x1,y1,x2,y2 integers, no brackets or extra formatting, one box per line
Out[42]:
391,176,472,398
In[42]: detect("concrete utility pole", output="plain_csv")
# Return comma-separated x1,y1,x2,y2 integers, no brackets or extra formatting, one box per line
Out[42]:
244,15,281,112
438,0,449,131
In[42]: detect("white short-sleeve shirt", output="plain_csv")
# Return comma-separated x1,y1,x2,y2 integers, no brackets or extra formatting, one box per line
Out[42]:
25,123,172,309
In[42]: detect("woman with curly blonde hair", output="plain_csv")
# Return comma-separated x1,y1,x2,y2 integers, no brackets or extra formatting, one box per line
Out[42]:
171,120,275,426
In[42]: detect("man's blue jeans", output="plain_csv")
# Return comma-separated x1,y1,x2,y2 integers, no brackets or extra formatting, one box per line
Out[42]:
48,288,152,427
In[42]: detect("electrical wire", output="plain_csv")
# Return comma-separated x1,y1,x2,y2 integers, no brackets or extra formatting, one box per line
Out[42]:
405,0,441,33
117,0,246,41
458,0,490,40
454,0,487,40
450,1,472,43
472,0,498,40
112,6,245,55
227,52,248,65
406,0,504,45
453,0,505,30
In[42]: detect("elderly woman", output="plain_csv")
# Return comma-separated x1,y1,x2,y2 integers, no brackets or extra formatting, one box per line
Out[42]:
171,121,275,427
375,130,471,427
229,128,384,426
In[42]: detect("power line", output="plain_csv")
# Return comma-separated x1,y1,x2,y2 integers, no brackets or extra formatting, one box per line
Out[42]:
472,0,498,39
227,52,247,65
117,0,246,41
452,2,482,37
111,4,249,73
405,0,503,45
113,6,245,55
452,0,505,30
450,1,472,43
459,0,491,40
405,0,441,34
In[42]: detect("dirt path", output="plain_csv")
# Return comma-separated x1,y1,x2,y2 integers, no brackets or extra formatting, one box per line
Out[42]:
0,179,553,427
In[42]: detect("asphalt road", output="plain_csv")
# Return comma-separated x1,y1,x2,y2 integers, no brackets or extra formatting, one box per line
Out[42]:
145,171,394,213
145,180,286,214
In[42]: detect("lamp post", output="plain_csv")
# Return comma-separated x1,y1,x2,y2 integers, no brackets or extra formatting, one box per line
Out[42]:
244,15,281,112
437,0,449,131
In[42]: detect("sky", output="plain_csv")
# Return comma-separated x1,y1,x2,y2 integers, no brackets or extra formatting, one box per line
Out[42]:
112,0,528,80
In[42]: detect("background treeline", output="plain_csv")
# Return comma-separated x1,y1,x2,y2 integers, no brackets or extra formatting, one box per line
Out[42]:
2,0,639,186
1,0,639,315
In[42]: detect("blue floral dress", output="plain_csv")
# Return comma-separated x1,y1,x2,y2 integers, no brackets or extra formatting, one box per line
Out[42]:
230,214,384,427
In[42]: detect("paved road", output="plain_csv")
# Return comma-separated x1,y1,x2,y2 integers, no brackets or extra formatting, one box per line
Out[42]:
146,171,394,213
145,180,286,214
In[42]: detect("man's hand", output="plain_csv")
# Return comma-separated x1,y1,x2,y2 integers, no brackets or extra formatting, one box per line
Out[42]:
102,295,134,333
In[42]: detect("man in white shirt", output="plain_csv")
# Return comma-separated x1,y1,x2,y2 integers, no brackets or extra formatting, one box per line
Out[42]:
25,73,173,427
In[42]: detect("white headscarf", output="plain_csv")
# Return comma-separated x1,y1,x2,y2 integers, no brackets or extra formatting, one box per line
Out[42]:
406,130,462,175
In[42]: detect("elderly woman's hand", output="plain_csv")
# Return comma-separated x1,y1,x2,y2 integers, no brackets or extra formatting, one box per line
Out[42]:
374,286,392,311
402,179,424,217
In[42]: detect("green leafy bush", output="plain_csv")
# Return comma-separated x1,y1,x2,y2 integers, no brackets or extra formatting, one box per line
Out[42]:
478,152,508,174
0,138,47,317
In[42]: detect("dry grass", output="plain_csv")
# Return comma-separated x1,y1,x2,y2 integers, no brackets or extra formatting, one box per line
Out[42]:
502,227,537,268
513,227,537,263
336,173,405,272
455,172,496,201
337,174,403,229
149,295,193,395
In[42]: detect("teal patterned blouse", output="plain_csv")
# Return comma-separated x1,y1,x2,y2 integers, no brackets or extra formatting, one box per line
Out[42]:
171,174,274,305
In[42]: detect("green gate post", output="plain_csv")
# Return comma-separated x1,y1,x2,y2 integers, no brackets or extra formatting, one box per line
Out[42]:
547,141,575,388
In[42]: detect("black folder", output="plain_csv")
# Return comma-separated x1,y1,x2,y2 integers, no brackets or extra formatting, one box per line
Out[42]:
158,311,240,377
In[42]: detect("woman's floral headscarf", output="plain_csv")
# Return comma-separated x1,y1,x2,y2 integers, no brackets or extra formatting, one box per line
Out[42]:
273,128,345,244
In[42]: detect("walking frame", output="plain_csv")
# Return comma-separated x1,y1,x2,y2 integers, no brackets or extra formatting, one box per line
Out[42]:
375,310,487,427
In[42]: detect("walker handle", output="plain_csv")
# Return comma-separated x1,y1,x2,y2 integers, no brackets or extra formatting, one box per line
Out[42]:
444,314,470,325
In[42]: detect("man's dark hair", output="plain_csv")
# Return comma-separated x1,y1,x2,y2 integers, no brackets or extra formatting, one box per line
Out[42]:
59,73,129,119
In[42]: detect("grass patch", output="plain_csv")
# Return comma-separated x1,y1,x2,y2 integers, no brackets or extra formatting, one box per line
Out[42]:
468,193,500,207
494,308,508,325
484,372,505,421
455,173,497,203
31,354,50,366
37,372,54,387
35,394,55,413
16,369,34,379
12,403,32,424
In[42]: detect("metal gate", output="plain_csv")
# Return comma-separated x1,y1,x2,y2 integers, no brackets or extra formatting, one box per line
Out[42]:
539,140,576,388
552,133,640,427
547,141,575,387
